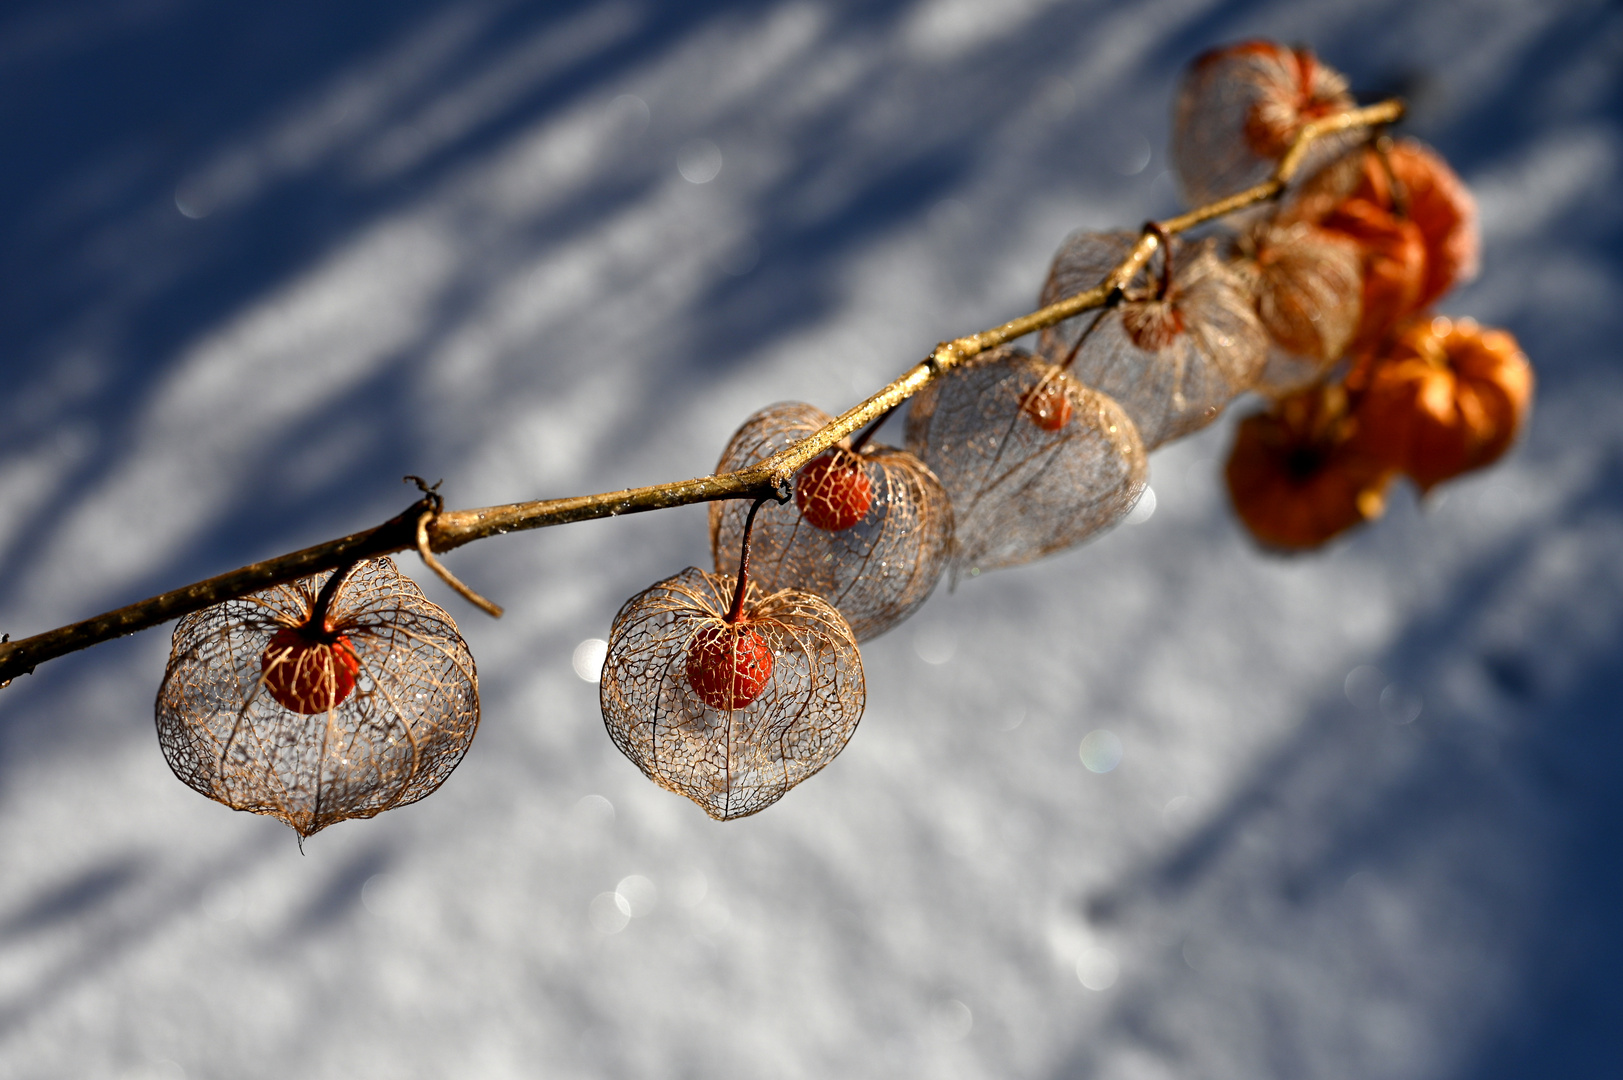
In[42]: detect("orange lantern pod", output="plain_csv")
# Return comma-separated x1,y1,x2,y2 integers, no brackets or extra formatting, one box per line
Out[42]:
1351,140,1479,309
1291,138,1480,318
1352,317,1534,492
1320,196,1428,353
1226,385,1395,551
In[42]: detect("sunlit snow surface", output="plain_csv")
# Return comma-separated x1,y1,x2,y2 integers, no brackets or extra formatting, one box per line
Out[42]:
1,2,1620,1078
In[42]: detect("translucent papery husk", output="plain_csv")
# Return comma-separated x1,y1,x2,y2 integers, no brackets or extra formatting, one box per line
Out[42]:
1172,40,1359,208
1225,385,1395,551
155,557,480,839
1230,220,1364,397
1038,231,1268,449
708,402,952,642
904,345,1147,577
600,568,865,821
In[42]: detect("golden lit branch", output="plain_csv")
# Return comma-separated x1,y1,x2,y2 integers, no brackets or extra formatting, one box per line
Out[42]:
0,99,1403,688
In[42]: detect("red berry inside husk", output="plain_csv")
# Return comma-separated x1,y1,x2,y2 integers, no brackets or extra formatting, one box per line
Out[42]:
685,623,774,711
1021,380,1073,431
795,452,873,531
260,625,362,714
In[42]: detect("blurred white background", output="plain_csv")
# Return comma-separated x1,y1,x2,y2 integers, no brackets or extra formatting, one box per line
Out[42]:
0,1,1619,1077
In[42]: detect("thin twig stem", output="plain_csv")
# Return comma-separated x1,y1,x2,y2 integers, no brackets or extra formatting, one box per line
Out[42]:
308,561,360,635
0,98,1402,688
416,512,505,619
726,498,770,625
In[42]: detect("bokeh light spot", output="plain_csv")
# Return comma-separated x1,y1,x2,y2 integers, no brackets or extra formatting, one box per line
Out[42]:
1079,730,1123,773
677,139,723,183
589,891,630,934
615,874,658,917
573,638,608,683
1076,946,1119,990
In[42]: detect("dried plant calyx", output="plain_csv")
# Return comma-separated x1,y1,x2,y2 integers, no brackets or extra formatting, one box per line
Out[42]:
601,567,864,821
155,557,480,839
1039,231,1268,449
1225,384,1393,550
1173,41,1357,207
905,346,1146,578
1230,220,1364,397
710,402,952,642
1350,317,1533,492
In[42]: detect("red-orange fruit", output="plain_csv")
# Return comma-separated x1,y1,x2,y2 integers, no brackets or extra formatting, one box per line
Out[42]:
1172,41,1356,207
1321,197,1428,352
685,623,775,711
795,452,874,531
1352,317,1534,492
1021,378,1073,431
260,626,362,714
1226,385,1394,551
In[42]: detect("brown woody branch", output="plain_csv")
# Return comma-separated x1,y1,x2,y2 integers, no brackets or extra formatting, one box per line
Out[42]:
0,99,1403,688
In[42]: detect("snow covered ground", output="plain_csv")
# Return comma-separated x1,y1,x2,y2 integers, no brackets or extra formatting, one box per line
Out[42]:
1,1,1619,1077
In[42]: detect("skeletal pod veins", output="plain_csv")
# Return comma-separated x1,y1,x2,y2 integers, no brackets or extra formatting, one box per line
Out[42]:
601,568,864,821
155,558,479,839
1038,231,1268,449
1229,220,1364,398
710,402,951,642
906,346,1146,578
1172,41,1357,207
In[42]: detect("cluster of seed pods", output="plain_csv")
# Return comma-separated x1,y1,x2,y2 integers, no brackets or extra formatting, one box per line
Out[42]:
594,37,1532,818
154,39,1534,835
1169,43,1530,549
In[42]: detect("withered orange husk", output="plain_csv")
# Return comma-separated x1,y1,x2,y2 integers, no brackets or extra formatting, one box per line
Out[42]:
1321,197,1428,353
1292,139,1479,313
1352,317,1533,492
1226,388,1394,551
1352,140,1479,309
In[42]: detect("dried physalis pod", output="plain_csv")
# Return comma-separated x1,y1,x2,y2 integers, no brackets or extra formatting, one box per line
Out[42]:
1038,230,1267,449
1226,384,1395,550
1320,197,1428,353
1351,317,1533,492
155,558,479,839
905,345,1146,577
1229,220,1364,397
1172,41,1357,207
1286,138,1479,350
709,402,951,641
600,566,864,820
1339,138,1479,310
